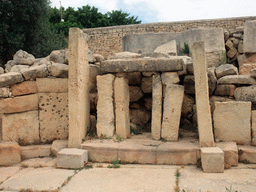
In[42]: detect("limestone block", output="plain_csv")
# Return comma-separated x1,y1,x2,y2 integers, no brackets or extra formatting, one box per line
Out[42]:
21,145,51,160
10,65,29,73
238,40,244,53
227,47,238,58
141,76,152,93
89,65,100,93
151,74,162,140
49,49,68,64
216,142,238,168
144,97,152,111
127,72,141,85
11,81,38,96
161,72,179,85
237,54,256,68
13,50,35,65
114,75,130,139
0,167,20,184
48,63,68,78
5,60,16,73
0,87,11,98
218,75,256,85
0,142,21,166
252,110,256,146
39,93,69,142
20,64,49,80
244,20,256,53
142,72,155,77
0,94,38,114
0,72,24,88
251,68,256,77
234,86,256,104
36,78,68,93
89,93,98,112
57,148,88,169
96,74,115,137
225,39,234,50
238,145,256,164
51,140,68,156
161,84,184,141
0,67,4,75
213,102,251,145
129,86,143,102
154,40,177,56
2,111,39,144
230,37,240,48
207,67,217,95
187,62,194,74
239,63,256,75
184,75,195,95
181,94,195,118
215,64,238,79
201,147,224,173
215,85,236,97
209,96,234,113
109,52,141,60
130,109,151,125
93,53,105,62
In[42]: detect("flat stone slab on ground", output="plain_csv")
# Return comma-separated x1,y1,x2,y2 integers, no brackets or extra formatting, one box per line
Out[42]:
0,167,20,184
0,167,75,191
100,57,185,72
21,157,57,168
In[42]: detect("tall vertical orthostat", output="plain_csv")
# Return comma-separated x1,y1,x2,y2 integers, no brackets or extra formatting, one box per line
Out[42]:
191,41,214,147
68,28,90,148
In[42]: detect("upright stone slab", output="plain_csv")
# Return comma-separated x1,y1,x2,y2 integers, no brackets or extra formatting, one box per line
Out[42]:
114,73,130,139
191,41,214,147
97,74,115,137
252,110,256,146
161,84,184,141
213,102,251,145
244,20,256,53
151,73,162,140
68,28,90,148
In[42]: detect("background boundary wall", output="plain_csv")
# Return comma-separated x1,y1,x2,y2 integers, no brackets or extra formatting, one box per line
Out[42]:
83,16,256,58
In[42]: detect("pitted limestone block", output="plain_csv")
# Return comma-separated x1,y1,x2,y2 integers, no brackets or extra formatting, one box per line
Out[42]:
213,102,251,145
0,142,21,166
2,111,40,144
57,148,88,169
39,93,69,142
11,81,38,96
244,20,256,53
201,147,224,173
36,78,68,93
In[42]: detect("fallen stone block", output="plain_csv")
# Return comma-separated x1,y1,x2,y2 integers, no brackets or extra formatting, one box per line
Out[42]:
20,64,49,80
216,142,238,168
11,81,38,96
51,140,68,156
57,148,88,169
10,65,29,73
21,145,51,160
234,86,256,104
49,49,69,64
217,75,256,85
244,20,256,53
213,101,251,145
154,40,177,56
215,85,236,97
0,142,21,166
0,72,24,88
215,64,238,79
36,78,68,93
48,63,68,78
201,147,224,173
238,145,256,164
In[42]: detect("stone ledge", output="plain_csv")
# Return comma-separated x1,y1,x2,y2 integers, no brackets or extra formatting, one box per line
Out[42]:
238,145,256,164
21,145,51,160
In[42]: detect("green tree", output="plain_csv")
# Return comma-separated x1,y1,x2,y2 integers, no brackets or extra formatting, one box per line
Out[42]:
107,10,141,26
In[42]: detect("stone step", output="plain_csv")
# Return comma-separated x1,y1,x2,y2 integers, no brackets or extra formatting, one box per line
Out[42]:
0,142,21,166
21,145,51,160
238,145,256,164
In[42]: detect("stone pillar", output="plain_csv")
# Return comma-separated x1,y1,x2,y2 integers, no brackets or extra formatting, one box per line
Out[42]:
191,41,214,147
68,28,90,148
161,84,184,141
114,73,130,139
151,73,162,140
97,74,115,137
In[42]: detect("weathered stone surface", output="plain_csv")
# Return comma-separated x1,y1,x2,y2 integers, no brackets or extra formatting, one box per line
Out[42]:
238,54,256,68
238,145,256,164
130,108,151,125
215,64,238,79
21,64,49,80
0,87,11,98
0,94,38,114
209,96,234,113
109,52,141,60
216,142,238,168
57,148,88,169
230,37,240,48
191,42,214,147
11,81,38,96
21,157,57,168
49,49,68,64
13,50,35,65
129,86,143,102
5,60,16,73
10,65,29,73
154,40,177,56
187,62,194,74
33,57,51,67
0,72,24,88
151,74,162,140
127,72,141,85
201,147,224,173
101,57,185,72
93,54,105,62
2,111,40,144
144,97,152,111
114,75,130,139
237,54,247,68
142,72,155,76
207,67,217,95
213,102,251,145
252,110,256,146
239,63,256,75
225,39,234,50
244,20,256,53
36,78,68,93
218,75,256,85
161,84,184,141
51,140,68,156
238,40,244,53
89,93,98,112
141,76,152,93
234,86,256,103
181,94,195,118
0,167,20,184
0,142,21,166
184,75,195,95
215,85,236,97
89,64,100,93
97,74,115,137
48,63,68,78
227,47,238,58
21,145,51,160
88,50,96,63
251,68,256,77
161,72,179,84
39,93,68,142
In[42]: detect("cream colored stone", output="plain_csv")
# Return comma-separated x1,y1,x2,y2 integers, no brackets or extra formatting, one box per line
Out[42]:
216,142,238,168
114,74,130,139
252,110,256,146
238,145,256,164
51,140,68,156
96,74,115,137
161,84,184,141
11,81,38,96
89,65,100,93
244,20,256,53
2,111,39,144
21,145,51,160
201,147,224,173
36,78,68,93
213,102,251,145
68,28,90,148
161,72,180,97
39,93,68,142
0,142,21,166
191,42,214,147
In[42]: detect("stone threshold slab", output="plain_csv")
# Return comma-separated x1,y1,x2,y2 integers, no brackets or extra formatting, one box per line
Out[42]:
100,57,186,72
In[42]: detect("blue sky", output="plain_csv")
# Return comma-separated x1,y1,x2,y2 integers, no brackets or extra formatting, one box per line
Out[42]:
50,0,256,24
